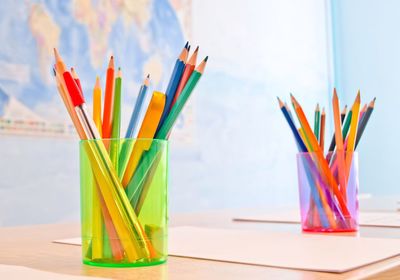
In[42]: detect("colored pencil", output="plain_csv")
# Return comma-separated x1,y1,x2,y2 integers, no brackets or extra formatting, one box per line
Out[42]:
291,94,350,216
341,105,347,123
71,67,82,93
277,97,307,152
314,104,320,140
156,44,188,134
53,50,86,139
319,107,326,151
125,74,150,138
356,97,375,148
171,46,199,109
328,105,347,153
91,76,104,259
110,68,122,172
332,89,347,200
93,77,102,136
359,103,368,124
344,93,361,182
54,50,156,261
122,91,166,188
156,56,208,139
102,56,115,139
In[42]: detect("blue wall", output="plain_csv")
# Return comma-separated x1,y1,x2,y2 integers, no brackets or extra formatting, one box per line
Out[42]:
330,0,399,195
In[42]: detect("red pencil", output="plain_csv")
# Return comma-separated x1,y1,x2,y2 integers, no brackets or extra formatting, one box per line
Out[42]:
170,46,199,109
102,56,115,139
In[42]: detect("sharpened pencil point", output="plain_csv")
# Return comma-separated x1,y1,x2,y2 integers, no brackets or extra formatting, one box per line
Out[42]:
108,56,114,69
187,45,191,52
184,41,189,49
277,97,284,107
95,76,101,88
369,97,376,107
194,46,199,53
204,56,208,62
146,74,150,78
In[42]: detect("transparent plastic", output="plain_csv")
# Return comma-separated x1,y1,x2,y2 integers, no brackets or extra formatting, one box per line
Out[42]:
80,138,168,267
296,152,359,232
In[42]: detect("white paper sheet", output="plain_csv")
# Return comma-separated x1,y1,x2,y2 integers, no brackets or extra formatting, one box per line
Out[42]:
233,211,400,228
0,264,108,280
168,226,400,273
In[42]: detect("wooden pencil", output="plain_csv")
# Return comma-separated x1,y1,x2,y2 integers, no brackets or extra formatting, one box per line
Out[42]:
332,89,347,201
102,56,115,139
319,107,326,151
291,94,350,216
355,97,375,148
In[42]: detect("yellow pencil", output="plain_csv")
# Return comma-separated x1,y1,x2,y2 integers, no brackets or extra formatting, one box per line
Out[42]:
345,91,361,177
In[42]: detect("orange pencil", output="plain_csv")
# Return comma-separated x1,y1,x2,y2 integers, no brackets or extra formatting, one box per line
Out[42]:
291,94,350,217
332,89,347,201
102,56,115,139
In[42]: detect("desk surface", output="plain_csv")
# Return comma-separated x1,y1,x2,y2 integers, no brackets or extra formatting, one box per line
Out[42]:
1,210,400,280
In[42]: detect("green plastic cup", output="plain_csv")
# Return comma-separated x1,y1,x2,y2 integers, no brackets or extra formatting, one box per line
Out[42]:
79,138,168,267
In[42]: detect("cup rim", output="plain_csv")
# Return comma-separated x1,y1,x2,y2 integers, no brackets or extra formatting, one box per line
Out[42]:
79,138,169,144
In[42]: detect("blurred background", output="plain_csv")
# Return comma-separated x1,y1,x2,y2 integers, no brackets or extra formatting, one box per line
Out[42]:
0,0,393,226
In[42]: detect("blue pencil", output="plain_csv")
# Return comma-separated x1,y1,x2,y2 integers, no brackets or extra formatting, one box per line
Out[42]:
155,44,188,134
278,97,330,228
125,75,150,138
278,97,307,152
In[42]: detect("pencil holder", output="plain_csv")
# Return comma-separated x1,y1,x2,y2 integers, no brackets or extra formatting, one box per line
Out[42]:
296,152,359,232
79,138,168,267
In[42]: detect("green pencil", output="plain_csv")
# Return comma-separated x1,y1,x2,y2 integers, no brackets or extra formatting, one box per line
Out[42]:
156,56,208,139
314,103,320,140
110,68,122,171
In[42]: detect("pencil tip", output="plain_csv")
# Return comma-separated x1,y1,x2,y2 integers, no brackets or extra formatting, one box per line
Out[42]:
146,74,150,78
322,107,325,114
95,76,101,87
277,96,284,107
194,46,199,52
204,56,208,62
184,41,189,49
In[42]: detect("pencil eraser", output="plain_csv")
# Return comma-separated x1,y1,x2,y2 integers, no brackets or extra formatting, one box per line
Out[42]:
63,71,85,107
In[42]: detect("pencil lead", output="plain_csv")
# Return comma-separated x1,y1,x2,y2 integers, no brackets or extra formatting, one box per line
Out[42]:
184,41,189,49
187,45,191,52
369,97,376,107
95,76,101,88
108,56,114,69
316,103,320,111
71,67,78,78
204,56,208,62
52,67,56,76
194,46,199,53
144,74,150,86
